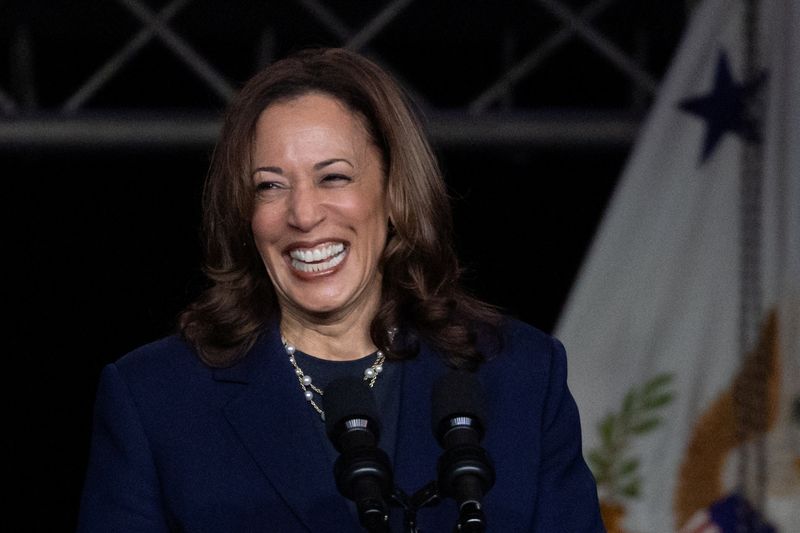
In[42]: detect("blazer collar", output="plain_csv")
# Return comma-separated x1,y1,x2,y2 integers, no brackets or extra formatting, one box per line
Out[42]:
391,344,446,492
215,327,453,531
216,327,356,532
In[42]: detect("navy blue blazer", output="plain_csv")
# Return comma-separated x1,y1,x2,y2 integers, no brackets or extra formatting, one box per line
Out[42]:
78,318,604,532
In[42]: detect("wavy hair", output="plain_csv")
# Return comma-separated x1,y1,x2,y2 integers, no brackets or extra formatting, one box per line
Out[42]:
179,48,500,368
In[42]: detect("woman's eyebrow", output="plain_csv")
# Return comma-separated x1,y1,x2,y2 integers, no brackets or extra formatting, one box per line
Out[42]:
251,159,352,175
314,158,353,170
252,166,283,175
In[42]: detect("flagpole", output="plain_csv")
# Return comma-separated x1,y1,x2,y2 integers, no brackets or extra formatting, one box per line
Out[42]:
736,0,767,517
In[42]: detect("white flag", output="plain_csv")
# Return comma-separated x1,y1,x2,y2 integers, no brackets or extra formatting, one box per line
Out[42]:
555,0,800,531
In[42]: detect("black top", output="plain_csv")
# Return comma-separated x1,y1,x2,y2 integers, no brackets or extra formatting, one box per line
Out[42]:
290,349,403,529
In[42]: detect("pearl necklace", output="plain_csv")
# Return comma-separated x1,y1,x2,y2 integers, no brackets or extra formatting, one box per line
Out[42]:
281,336,386,420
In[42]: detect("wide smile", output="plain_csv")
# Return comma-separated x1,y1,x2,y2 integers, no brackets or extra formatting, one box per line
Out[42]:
287,241,347,273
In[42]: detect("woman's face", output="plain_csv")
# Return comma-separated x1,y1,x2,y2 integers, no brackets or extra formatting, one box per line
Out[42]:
250,93,389,321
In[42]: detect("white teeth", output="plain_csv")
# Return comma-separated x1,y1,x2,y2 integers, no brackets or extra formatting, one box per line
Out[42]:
288,242,346,272
291,249,346,272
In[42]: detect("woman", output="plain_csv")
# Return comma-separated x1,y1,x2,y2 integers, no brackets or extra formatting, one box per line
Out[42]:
78,48,604,532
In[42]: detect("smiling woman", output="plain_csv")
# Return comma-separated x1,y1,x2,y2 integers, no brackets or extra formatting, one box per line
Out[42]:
250,94,389,348
77,48,605,533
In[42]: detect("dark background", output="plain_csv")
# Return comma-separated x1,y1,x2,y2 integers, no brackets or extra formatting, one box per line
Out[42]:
2,1,685,530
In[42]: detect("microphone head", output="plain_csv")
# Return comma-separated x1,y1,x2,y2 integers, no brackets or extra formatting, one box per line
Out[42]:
323,376,381,451
431,370,488,446
323,379,393,523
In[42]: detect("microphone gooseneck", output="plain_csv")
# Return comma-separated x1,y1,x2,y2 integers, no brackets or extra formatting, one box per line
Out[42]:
324,376,393,532
432,370,495,533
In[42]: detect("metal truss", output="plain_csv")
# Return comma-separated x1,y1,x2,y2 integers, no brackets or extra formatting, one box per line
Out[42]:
0,0,686,149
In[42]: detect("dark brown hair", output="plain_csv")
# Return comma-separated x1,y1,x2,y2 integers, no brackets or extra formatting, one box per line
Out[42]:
179,47,501,368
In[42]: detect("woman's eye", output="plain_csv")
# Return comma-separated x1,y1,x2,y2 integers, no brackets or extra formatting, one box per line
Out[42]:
322,173,352,184
254,181,286,199
255,181,281,191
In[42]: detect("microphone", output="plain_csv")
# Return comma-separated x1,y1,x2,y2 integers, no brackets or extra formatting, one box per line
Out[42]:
324,376,393,532
432,370,495,533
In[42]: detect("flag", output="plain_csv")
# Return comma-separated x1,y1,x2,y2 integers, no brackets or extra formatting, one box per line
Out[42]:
554,0,800,531
677,493,776,533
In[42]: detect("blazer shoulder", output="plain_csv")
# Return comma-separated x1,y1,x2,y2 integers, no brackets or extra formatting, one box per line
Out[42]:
496,316,564,358
112,335,206,383
500,316,553,345
481,316,568,384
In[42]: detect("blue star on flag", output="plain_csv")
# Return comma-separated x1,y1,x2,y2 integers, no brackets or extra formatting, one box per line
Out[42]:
678,51,768,163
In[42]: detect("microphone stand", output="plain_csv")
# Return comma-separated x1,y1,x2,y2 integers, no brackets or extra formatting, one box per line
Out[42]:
388,476,490,533
389,480,442,533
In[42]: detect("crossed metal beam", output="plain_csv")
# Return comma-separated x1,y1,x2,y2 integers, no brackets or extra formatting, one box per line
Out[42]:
1,0,665,147
63,0,425,111
534,0,658,93
471,0,657,112
11,0,660,114
296,0,414,51
63,0,192,112
62,0,234,113
470,0,617,113
300,0,657,114
296,0,430,109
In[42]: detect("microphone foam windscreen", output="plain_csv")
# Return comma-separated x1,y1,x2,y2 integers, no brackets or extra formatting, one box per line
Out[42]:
431,370,488,436
323,376,381,437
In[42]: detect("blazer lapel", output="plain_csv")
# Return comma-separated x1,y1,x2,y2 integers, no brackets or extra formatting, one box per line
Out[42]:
216,328,356,532
391,344,452,527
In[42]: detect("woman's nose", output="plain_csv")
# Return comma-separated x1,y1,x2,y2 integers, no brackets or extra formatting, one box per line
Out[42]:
287,184,325,231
